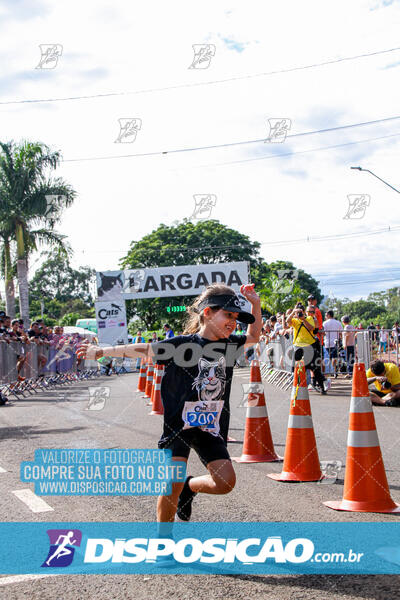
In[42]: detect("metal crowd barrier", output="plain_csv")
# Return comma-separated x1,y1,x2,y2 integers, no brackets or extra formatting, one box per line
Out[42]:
259,335,294,390
0,340,101,401
259,328,400,390
361,329,400,366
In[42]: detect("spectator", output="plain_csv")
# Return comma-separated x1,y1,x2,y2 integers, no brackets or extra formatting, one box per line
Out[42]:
9,319,28,380
163,323,174,339
341,315,356,378
0,316,9,339
150,332,160,343
306,305,330,392
392,321,400,350
133,329,146,371
378,325,389,354
367,321,377,343
27,322,47,370
269,315,279,340
286,302,327,394
307,295,323,340
235,324,245,336
367,359,400,406
323,310,343,378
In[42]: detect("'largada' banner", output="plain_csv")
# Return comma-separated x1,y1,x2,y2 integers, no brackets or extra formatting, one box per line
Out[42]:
96,262,250,301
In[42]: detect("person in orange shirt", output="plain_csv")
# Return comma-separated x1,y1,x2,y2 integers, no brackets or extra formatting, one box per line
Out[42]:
307,295,323,338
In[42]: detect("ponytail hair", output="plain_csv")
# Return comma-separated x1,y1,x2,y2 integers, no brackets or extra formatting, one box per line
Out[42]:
182,284,237,335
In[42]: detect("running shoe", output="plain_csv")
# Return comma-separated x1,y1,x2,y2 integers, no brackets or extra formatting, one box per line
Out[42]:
176,476,196,522
323,379,332,392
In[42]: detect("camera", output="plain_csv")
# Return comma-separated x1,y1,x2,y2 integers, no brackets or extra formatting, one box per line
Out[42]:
297,310,304,318
382,378,391,390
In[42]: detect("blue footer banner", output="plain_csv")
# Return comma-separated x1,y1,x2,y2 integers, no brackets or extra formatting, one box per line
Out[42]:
1,522,400,574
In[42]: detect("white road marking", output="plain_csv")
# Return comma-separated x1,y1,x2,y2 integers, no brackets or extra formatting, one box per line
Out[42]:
0,466,7,473
11,489,54,513
0,574,57,586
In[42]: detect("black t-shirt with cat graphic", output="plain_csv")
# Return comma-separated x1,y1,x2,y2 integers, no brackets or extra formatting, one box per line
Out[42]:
152,333,247,447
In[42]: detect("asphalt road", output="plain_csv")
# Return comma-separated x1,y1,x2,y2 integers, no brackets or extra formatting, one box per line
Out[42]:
0,368,399,599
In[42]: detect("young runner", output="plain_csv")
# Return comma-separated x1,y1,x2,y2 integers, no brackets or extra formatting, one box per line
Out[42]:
77,283,261,524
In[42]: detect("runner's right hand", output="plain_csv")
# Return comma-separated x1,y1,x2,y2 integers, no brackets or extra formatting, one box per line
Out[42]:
77,342,103,360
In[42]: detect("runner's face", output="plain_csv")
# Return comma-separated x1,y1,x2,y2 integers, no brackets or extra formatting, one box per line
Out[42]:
205,308,239,338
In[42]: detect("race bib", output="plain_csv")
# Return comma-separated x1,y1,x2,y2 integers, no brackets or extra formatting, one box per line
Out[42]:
182,399,224,436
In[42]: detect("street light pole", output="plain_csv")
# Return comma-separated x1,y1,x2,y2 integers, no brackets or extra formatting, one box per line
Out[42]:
350,166,400,194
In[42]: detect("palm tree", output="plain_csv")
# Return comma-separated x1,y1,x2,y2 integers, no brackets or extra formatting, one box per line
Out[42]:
0,224,16,318
0,140,76,325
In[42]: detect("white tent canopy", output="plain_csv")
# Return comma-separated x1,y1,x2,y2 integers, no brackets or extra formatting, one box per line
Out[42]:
61,326,97,340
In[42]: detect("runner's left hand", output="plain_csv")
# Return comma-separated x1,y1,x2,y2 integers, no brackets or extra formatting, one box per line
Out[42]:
240,283,260,304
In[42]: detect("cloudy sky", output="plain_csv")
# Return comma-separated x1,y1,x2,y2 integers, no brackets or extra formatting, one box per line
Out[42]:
1,0,400,301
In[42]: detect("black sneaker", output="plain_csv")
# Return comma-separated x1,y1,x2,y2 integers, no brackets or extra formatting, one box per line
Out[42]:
314,384,326,395
176,476,196,522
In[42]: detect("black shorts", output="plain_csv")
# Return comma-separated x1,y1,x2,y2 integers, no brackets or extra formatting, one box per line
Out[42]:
158,428,231,467
371,390,386,398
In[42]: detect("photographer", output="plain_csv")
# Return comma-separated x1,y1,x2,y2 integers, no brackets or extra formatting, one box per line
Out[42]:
286,302,327,394
367,359,400,406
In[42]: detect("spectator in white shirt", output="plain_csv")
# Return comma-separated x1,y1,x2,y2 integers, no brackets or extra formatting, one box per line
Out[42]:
323,310,343,378
378,325,389,353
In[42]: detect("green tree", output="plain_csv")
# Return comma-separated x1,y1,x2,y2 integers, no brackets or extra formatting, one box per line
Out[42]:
29,249,95,305
119,220,321,327
259,260,322,303
344,299,386,323
59,312,81,326
0,140,76,325
258,273,310,315
120,220,263,328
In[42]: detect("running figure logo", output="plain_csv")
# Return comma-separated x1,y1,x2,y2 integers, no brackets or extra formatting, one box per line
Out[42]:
238,382,264,408
42,529,82,567
86,386,110,411
36,44,63,69
115,118,142,143
344,194,370,219
265,118,291,143
188,44,216,69
190,194,217,221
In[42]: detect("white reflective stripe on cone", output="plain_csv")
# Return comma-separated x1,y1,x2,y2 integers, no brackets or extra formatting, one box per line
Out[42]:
288,414,314,429
290,387,309,400
347,429,380,447
246,405,268,418
154,383,161,390
350,396,373,413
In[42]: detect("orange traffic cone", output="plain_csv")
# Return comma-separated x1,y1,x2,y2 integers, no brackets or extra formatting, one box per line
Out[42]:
232,359,281,463
143,361,154,399
268,362,322,482
150,364,164,415
136,363,147,392
146,368,156,406
324,362,400,513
